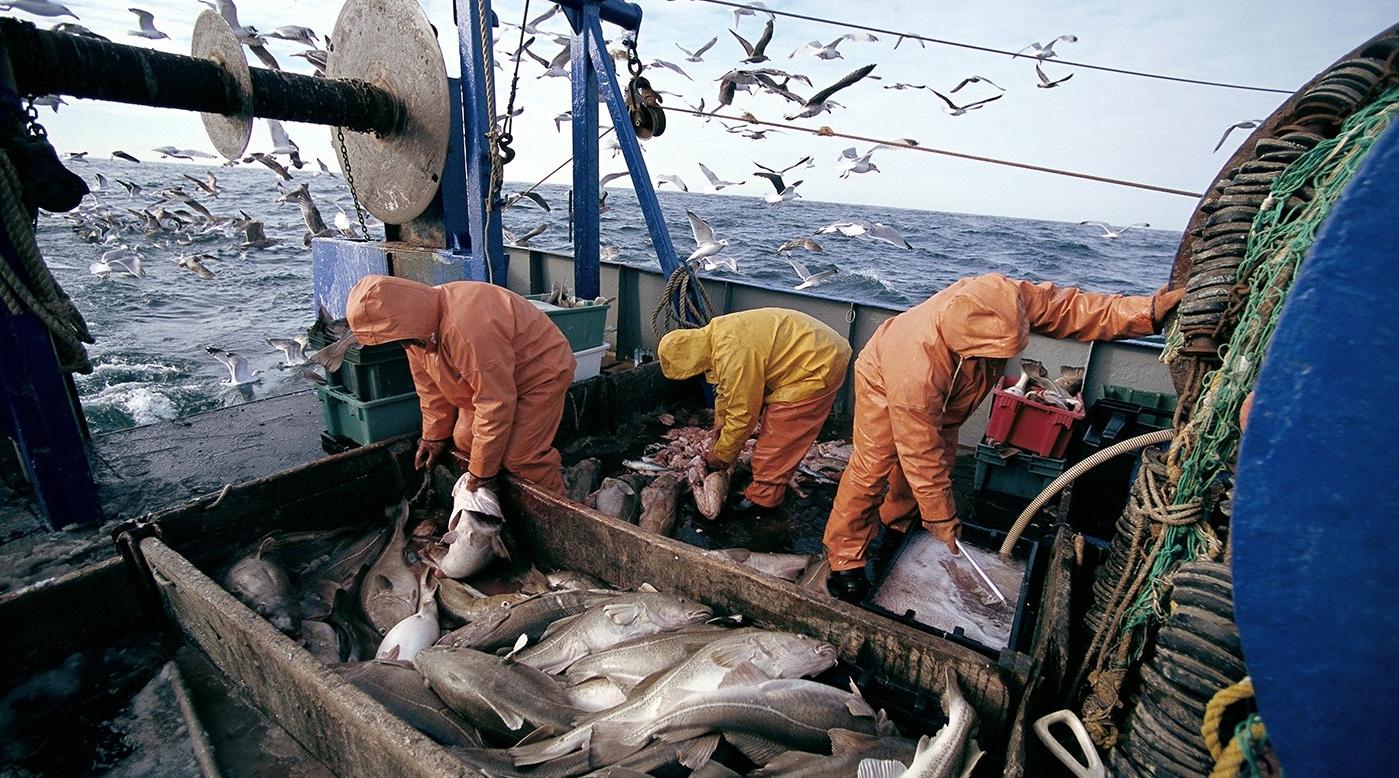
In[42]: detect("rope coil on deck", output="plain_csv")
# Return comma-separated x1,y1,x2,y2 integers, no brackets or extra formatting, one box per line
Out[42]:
650,263,715,336
0,150,94,373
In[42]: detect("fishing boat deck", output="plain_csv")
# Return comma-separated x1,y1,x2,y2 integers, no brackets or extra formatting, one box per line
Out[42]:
0,390,327,593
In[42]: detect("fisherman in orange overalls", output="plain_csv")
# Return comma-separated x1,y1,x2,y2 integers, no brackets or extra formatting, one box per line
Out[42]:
658,308,852,514
823,273,1184,602
346,276,575,494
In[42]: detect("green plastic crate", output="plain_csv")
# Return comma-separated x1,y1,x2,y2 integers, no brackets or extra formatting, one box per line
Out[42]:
1101,385,1178,430
527,296,609,351
308,330,415,402
973,443,1068,501
317,385,421,445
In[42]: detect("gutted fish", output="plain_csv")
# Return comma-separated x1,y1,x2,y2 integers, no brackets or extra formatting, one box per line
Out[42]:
415,645,582,740
336,660,483,748
360,502,419,635
376,577,440,664
593,477,640,523
515,592,713,674
638,474,681,537
225,539,299,635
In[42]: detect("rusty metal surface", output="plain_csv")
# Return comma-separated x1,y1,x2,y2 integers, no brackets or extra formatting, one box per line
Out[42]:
327,0,450,225
139,536,476,778
191,11,252,159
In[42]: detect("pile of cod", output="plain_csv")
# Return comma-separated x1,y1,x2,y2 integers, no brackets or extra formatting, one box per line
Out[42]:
221,476,982,777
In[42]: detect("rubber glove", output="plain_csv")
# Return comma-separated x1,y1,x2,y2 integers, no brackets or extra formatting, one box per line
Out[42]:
704,450,729,472
466,472,501,492
926,517,962,554
1152,286,1186,330
415,438,448,470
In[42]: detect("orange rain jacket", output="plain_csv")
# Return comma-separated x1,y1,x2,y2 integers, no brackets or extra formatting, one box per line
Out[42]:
835,273,1156,527
657,308,852,464
346,276,575,484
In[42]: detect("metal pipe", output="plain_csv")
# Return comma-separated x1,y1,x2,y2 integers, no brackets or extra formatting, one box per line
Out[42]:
0,19,400,136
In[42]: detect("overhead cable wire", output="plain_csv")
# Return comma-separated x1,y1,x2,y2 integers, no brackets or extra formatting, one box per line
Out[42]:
694,0,1294,95
672,106,1205,198
505,125,618,208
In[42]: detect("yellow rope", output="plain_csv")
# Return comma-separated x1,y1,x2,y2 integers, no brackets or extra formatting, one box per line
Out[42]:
1210,718,1268,778
1203,677,1255,761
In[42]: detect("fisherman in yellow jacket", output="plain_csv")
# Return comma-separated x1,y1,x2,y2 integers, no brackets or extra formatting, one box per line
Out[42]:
657,309,852,513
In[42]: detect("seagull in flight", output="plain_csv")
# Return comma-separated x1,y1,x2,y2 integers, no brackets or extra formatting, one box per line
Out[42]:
929,90,1003,116
676,37,717,63
113,150,141,163
684,211,730,266
1034,62,1074,89
265,26,318,46
5,1,78,19
730,19,774,64
837,146,882,178
1080,221,1150,238
648,59,693,80
786,255,838,291
950,75,1006,93
785,64,877,120
789,33,878,61
731,1,774,30
266,120,304,168
127,8,169,40
175,254,216,279
1213,119,1264,152
697,163,743,192
207,347,259,386
268,335,309,366
754,170,802,207
817,220,913,249
657,174,689,193
776,236,822,255
1015,34,1078,60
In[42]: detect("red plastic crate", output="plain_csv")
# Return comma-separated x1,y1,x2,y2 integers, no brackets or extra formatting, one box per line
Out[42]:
984,376,1085,458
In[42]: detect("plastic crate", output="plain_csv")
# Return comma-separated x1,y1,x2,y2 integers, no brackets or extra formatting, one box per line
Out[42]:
307,330,415,402
984,375,1085,458
1101,384,1178,430
973,443,1068,501
317,385,421,445
527,296,609,351
573,342,609,382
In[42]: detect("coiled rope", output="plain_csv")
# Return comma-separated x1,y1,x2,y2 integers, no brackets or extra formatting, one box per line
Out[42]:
0,150,94,373
650,263,714,336
1202,678,1269,778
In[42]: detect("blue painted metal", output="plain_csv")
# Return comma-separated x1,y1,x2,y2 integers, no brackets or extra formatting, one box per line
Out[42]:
311,238,388,319
567,2,601,299
391,245,486,285
1233,122,1399,776
555,0,641,30
440,77,470,254
453,0,507,285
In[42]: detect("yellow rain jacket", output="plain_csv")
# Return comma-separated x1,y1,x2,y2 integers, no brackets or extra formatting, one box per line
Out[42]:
657,308,852,464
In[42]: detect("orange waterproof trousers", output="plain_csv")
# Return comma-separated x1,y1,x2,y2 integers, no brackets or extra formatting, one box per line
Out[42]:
744,369,847,508
822,368,959,571
451,379,568,495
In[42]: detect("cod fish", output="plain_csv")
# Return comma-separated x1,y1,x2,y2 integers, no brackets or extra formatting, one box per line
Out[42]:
300,619,342,664
638,474,681,537
515,592,713,674
566,676,629,712
299,524,391,620
856,669,981,778
593,478,639,523
415,645,582,740
335,660,483,748
693,470,729,520
437,510,508,580
361,501,419,634
225,539,299,634
564,458,602,503
546,569,607,591
752,730,918,777
512,630,838,766
713,549,813,582
436,576,527,624
593,679,880,768
438,588,619,652
376,576,440,663
565,625,737,691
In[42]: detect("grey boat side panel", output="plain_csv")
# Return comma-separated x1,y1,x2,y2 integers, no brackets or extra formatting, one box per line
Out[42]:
140,536,477,778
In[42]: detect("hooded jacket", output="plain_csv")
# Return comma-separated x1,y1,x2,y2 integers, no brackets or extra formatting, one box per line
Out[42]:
346,276,575,479
657,309,852,463
860,273,1155,521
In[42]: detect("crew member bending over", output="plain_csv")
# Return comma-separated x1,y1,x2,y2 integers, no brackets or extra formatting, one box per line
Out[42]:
658,308,852,513
823,273,1184,601
346,275,575,494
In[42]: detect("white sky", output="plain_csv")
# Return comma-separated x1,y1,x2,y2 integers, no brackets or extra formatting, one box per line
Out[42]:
23,0,1397,229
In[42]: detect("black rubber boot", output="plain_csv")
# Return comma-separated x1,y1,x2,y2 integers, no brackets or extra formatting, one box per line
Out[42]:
871,529,907,576
827,568,870,603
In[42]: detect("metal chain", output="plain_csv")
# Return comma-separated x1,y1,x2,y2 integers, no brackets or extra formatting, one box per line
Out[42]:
335,125,371,240
625,33,643,77
21,96,48,140
497,0,530,167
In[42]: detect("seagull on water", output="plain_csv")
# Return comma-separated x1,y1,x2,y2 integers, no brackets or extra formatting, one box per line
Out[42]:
785,64,877,120
676,37,717,63
3,1,78,19
268,335,309,366
240,219,278,249
175,254,216,279
90,248,145,279
787,255,838,291
1080,221,1150,238
128,8,170,40
207,347,259,386
1214,120,1264,153
929,90,1003,116
697,163,743,192
684,211,730,266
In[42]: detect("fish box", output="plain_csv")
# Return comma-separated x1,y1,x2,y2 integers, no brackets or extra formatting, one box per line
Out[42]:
973,442,1069,501
317,385,421,446
1098,384,1179,435
984,376,1085,458
307,330,416,402
572,342,609,382
527,295,609,352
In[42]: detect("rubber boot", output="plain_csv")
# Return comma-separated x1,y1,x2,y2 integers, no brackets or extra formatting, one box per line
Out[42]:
826,568,870,604
871,529,907,577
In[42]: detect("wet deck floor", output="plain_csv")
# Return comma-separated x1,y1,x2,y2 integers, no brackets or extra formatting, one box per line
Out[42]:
0,390,327,593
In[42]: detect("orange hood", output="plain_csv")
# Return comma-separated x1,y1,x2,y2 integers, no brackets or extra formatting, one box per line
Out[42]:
346,275,443,346
934,274,1030,359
